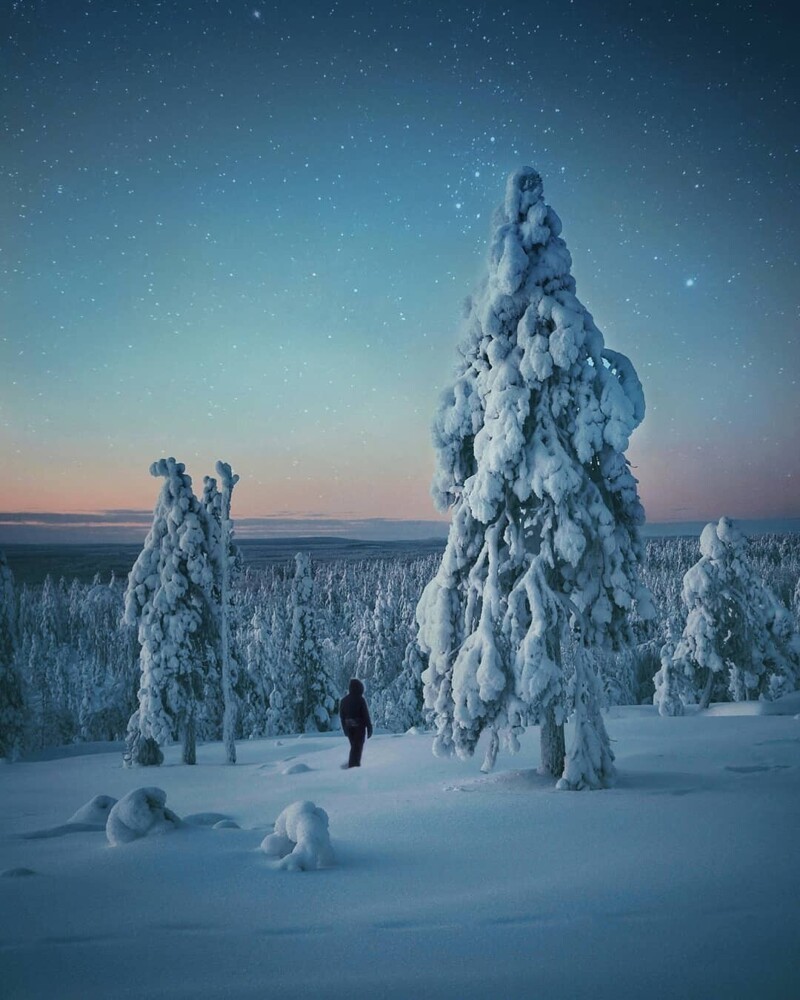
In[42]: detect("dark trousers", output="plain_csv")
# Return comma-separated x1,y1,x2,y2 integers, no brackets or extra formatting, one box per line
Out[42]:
346,725,366,767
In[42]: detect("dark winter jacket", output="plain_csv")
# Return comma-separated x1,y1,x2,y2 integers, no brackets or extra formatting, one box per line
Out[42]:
339,678,373,738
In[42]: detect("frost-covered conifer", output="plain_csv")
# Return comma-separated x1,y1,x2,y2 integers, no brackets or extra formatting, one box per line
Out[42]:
416,167,651,789
672,518,799,708
792,575,800,631
124,458,214,764
30,575,67,748
379,638,427,732
652,616,685,717
288,553,336,732
202,461,241,763
237,609,271,737
0,551,25,759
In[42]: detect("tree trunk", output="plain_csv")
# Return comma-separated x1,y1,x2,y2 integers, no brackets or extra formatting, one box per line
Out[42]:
220,494,236,764
182,714,196,765
698,668,715,710
480,728,499,773
539,701,565,778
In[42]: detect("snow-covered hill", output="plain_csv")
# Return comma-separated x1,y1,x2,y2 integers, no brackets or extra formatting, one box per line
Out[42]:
2,706,799,999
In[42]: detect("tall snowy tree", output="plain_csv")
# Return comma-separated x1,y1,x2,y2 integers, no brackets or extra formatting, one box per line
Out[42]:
416,167,652,789
0,551,25,759
288,553,336,732
202,461,241,764
124,458,214,764
672,517,799,708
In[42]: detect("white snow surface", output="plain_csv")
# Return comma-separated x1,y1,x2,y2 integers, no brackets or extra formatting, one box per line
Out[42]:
1,710,799,998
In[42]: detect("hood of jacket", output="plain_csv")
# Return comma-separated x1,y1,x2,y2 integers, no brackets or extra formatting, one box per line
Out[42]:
348,678,364,697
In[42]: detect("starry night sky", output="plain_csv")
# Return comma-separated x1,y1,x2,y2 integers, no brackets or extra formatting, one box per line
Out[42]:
1,0,798,541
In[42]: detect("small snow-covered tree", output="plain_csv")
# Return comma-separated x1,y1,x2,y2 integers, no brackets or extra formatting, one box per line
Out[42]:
416,167,651,789
0,551,25,759
672,517,799,708
652,616,685,717
124,458,214,764
288,553,336,732
202,461,241,764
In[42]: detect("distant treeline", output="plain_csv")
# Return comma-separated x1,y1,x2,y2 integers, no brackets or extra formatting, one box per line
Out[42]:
1,534,799,757
2,537,449,586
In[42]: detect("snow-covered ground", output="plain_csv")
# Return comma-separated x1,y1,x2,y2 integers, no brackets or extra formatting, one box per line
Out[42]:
2,707,799,999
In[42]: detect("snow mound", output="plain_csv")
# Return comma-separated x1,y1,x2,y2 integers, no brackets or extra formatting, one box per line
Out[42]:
1,867,36,878
760,691,800,717
183,812,233,827
705,703,763,717
213,819,240,830
260,800,334,871
706,693,800,718
281,762,312,775
106,787,182,846
21,794,121,839
444,769,553,794
67,794,118,826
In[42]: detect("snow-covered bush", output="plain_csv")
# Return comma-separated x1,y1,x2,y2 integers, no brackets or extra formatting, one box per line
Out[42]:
671,518,799,708
416,167,651,789
106,787,181,846
260,800,334,871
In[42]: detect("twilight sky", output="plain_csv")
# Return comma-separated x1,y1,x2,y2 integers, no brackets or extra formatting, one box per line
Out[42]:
1,0,798,541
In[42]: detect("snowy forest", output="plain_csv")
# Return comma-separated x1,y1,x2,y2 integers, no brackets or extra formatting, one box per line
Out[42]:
2,525,799,761
1,169,799,779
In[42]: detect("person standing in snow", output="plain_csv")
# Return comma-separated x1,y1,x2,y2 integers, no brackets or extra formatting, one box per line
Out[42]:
339,678,373,768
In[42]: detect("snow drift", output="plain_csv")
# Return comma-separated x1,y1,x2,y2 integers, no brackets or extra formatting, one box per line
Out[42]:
261,800,334,871
106,787,181,846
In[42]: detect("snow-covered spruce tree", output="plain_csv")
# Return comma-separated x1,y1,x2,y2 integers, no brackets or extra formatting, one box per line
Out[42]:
0,551,25,759
124,458,214,765
264,605,293,735
237,608,272,737
672,517,799,708
652,616,685,717
416,167,651,790
202,461,241,764
379,638,427,732
288,553,336,732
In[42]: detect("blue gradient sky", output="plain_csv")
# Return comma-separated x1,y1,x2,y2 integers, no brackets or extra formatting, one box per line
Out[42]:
1,0,798,540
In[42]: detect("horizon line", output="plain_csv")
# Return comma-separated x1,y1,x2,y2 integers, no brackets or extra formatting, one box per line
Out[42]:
1,511,799,546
